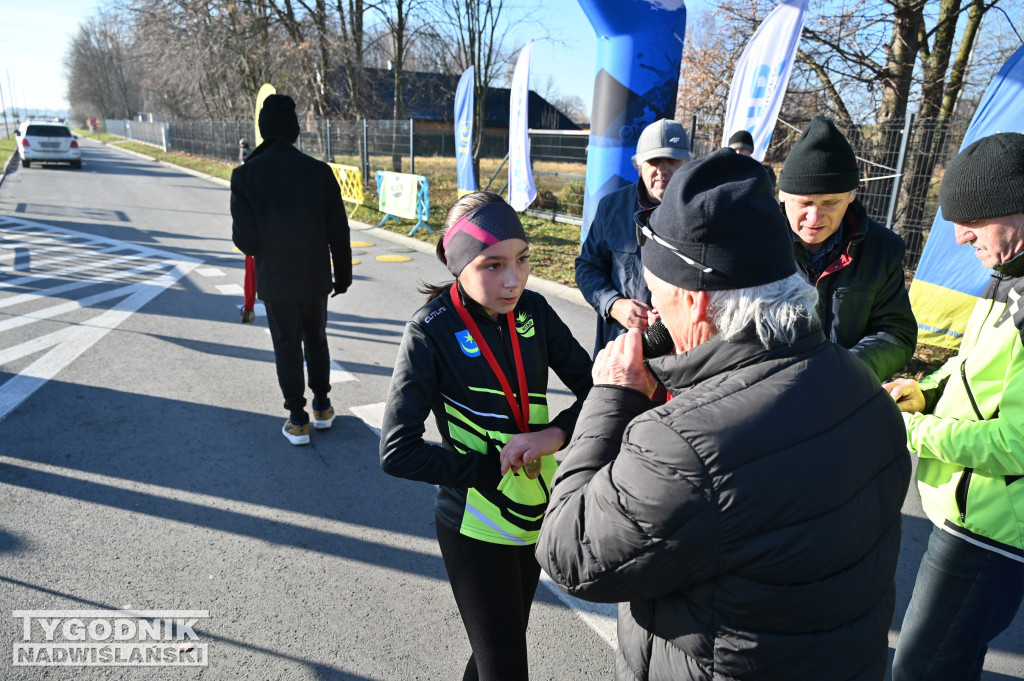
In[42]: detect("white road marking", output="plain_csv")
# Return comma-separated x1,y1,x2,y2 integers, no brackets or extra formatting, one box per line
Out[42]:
0,264,197,421
330,359,358,384
0,250,150,291
196,268,225,277
0,260,168,312
0,217,200,422
216,283,245,295
538,572,617,649
349,400,619,650
350,402,386,436
0,275,167,334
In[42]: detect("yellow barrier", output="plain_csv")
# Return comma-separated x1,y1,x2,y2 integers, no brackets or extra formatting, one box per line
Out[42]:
327,163,364,205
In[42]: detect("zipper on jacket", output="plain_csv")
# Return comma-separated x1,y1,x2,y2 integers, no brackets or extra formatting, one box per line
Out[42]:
954,361,985,523
960,362,985,421
955,469,973,524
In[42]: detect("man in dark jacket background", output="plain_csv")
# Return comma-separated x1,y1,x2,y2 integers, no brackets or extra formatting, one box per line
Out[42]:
537,149,911,681
778,115,917,382
575,119,691,355
231,94,352,445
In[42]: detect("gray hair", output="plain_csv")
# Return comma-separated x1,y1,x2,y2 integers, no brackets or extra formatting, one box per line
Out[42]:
707,273,819,349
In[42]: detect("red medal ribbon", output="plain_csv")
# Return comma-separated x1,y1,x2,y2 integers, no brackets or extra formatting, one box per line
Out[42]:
449,282,530,433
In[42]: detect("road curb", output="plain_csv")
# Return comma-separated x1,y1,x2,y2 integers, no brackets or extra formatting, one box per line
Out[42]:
99,138,231,188
100,138,589,310
0,141,16,190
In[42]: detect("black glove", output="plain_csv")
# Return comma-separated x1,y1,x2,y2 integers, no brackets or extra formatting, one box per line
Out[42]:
331,282,348,297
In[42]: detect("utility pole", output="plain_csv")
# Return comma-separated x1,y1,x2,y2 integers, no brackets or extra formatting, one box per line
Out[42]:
6,71,16,124
0,80,8,138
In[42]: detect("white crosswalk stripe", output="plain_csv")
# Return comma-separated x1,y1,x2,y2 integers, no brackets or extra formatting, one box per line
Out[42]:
216,283,245,295
0,215,200,422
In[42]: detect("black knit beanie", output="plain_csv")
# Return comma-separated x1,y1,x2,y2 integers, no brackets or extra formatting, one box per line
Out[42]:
939,132,1024,223
728,129,754,153
642,148,796,291
259,94,300,143
777,115,859,194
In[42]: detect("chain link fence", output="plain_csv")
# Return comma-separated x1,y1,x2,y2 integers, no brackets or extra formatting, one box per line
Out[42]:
105,114,971,276
684,114,971,274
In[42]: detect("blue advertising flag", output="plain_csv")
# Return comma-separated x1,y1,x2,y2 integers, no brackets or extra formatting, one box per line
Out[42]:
721,0,808,161
455,67,477,196
910,44,1024,349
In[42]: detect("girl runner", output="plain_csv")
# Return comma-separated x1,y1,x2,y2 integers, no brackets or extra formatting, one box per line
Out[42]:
381,192,592,681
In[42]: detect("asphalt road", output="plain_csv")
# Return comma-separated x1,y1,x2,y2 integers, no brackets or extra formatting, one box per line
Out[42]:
0,138,1021,680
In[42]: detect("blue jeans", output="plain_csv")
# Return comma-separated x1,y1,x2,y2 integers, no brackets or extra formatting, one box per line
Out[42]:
892,525,1024,681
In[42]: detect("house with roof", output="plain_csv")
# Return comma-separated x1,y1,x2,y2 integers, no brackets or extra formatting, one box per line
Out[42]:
335,67,581,133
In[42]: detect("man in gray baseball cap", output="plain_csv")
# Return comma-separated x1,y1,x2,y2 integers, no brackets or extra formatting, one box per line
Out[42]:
576,119,692,354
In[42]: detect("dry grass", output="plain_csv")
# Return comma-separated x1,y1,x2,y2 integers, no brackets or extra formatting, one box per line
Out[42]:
896,343,956,381
0,132,16,166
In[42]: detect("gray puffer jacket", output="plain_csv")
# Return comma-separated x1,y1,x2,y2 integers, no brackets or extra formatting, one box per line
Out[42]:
536,327,910,681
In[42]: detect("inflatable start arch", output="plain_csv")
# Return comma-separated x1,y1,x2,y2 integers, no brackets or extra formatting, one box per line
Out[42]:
577,0,688,241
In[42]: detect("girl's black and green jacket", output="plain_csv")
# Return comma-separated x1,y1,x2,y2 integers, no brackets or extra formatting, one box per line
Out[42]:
381,286,593,546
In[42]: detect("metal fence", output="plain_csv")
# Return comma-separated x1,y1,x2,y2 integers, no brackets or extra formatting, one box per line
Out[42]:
683,114,970,273
104,114,972,275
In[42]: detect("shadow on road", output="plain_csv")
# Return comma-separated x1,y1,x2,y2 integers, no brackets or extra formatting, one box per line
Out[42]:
1,575,383,681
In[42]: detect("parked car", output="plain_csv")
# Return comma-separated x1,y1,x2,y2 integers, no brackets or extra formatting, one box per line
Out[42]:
15,120,82,169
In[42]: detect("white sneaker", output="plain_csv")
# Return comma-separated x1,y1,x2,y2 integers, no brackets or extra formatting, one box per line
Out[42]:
282,419,310,445
313,405,335,430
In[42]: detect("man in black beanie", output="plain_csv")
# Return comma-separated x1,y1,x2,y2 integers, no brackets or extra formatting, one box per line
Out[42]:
231,93,352,445
778,115,916,381
727,128,777,187
727,129,755,156
538,149,910,681
884,131,1024,681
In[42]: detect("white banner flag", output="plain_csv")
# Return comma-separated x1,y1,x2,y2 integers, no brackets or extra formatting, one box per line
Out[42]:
721,0,809,161
508,40,537,211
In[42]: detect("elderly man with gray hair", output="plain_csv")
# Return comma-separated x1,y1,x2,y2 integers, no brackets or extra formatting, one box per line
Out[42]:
885,132,1024,681
537,149,911,681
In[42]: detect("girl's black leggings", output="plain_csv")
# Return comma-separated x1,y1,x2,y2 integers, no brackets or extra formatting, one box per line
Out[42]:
435,517,542,681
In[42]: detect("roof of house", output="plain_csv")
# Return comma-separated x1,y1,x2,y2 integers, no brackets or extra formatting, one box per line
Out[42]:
335,68,580,130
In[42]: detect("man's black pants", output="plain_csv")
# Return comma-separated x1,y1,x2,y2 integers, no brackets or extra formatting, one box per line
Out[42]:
264,296,331,416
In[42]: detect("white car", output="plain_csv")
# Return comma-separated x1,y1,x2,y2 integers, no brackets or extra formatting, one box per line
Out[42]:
16,120,82,169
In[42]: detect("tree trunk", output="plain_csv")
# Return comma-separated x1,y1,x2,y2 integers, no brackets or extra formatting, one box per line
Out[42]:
893,0,986,269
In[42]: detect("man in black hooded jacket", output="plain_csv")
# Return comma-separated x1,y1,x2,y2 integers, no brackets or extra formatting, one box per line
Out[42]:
231,94,352,445
537,149,910,681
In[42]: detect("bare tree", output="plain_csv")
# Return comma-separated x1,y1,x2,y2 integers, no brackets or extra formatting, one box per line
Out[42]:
334,0,370,118
65,12,142,119
124,0,286,119
895,0,997,258
432,0,518,184
270,0,338,117
535,75,587,123
677,9,744,120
